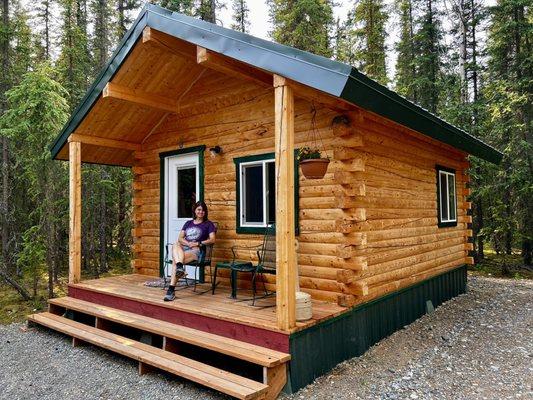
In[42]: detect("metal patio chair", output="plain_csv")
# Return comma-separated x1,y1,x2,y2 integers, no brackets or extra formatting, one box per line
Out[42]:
230,224,276,306
163,223,217,294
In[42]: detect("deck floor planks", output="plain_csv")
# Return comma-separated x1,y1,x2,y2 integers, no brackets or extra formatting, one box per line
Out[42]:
71,274,345,334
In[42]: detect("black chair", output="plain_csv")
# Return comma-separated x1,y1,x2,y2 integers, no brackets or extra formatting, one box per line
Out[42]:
230,224,276,305
163,222,217,294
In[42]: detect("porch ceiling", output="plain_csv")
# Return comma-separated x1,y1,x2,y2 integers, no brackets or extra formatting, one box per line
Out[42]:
54,33,269,166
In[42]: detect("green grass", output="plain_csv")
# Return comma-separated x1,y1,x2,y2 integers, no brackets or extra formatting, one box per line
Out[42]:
0,256,132,325
469,249,533,279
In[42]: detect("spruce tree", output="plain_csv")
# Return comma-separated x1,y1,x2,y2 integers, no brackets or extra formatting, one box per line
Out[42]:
394,0,417,101
443,0,488,261
269,0,334,58
231,0,249,32
197,0,217,22
91,0,112,71
413,0,444,113
116,0,140,39
350,0,388,84
57,0,91,109
158,0,195,15
0,63,70,298
483,0,532,263
36,0,52,60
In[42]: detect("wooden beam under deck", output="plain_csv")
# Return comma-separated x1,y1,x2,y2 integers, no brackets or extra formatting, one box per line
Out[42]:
274,75,297,331
69,141,81,284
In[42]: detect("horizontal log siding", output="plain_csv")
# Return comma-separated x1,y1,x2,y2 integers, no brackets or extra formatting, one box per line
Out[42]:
340,109,471,305
131,80,470,307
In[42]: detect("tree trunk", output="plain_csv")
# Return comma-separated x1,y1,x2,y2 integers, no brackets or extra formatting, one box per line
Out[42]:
0,266,32,301
504,186,512,255
475,197,484,260
1,0,11,275
44,0,50,59
99,169,107,272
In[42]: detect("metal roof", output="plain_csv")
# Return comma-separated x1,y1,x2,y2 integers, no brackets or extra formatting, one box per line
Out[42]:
50,3,503,164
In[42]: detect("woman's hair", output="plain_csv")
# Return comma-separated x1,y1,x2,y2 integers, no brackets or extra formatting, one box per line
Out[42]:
192,201,208,221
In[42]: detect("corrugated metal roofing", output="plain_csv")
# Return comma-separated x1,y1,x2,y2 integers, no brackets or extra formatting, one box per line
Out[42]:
50,3,503,164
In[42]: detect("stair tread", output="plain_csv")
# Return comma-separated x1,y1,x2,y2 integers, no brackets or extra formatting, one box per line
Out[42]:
49,296,290,367
28,312,268,400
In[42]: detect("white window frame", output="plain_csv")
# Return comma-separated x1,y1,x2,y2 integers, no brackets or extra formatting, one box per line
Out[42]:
438,169,457,224
239,158,275,228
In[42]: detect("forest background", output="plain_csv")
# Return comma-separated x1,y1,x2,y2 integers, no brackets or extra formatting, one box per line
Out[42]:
0,0,530,318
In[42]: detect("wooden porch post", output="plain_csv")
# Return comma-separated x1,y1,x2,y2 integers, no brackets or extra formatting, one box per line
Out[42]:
68,140,81,283
274,75,296,331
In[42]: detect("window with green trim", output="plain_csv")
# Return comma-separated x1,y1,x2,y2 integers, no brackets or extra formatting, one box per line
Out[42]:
437,166,457,227
240,157,275,227
234,152,299,234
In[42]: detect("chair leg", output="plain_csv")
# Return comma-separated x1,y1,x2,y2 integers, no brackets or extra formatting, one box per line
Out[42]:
251,272,257,306
260,272,269,295
212,265,218,295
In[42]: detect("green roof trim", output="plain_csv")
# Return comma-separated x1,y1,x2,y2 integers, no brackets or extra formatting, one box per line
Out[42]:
51,3,503,165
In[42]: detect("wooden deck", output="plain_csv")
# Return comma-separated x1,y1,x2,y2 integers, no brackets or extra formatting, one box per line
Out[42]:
69,274,346,336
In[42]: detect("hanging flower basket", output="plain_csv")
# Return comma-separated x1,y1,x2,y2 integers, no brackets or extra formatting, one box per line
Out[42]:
297,105,330,179
299,157,330,179
297,146,330,179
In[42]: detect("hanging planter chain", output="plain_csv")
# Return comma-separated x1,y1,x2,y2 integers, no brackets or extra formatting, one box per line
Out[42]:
298,102,330,179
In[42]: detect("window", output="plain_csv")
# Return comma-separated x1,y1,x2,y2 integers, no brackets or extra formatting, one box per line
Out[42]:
235,152,299,234
437,166,457,227
240,158,275,227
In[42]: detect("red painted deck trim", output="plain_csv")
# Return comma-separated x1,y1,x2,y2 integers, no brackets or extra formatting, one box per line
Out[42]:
69,286,290,353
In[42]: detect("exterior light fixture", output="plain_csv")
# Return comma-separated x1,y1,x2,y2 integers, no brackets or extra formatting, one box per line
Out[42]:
209,146,222,156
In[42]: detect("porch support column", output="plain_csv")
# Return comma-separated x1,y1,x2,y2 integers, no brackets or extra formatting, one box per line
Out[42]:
274,75,296,331
68,140,81,283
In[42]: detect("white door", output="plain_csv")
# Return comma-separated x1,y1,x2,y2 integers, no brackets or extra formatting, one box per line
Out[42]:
164,152,200,280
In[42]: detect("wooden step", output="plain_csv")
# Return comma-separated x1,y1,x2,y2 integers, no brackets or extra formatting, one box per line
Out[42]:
28,312,268,400
48,296,290,367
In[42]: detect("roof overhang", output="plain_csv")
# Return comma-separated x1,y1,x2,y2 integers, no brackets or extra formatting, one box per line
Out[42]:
51,3,503,165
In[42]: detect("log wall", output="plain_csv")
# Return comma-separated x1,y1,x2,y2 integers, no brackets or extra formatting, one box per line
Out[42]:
131,79,471,308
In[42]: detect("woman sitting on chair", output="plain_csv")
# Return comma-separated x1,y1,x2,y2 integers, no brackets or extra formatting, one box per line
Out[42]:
164,201,216,301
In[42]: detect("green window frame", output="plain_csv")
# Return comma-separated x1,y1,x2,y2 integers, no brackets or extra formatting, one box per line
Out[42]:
436,165,458,228
234,152,299,234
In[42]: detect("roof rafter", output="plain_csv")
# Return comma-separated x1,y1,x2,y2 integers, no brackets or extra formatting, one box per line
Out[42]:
196,46,273,87
103,82,177,113
68,133,142,152
142,26,195,60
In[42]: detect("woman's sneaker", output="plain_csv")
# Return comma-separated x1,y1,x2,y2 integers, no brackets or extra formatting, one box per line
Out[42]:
163,287,175,301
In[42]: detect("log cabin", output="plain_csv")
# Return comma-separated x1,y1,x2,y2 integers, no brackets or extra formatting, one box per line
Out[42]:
28,4,503,399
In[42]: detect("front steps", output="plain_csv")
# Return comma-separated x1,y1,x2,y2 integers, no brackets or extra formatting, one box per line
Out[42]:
28,297,291,400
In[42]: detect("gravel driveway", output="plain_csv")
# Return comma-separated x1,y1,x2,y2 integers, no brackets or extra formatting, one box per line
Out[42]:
0,275,531,400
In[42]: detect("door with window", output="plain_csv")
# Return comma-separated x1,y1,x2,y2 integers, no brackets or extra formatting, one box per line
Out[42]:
163,152,200,279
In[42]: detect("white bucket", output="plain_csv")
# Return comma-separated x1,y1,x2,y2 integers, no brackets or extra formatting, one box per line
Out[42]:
295,291,313,321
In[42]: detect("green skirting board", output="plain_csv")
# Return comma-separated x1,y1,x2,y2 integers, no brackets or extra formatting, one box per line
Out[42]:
286,265,467,393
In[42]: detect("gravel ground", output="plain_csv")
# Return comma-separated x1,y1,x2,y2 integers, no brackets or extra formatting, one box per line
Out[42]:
0,275,531,400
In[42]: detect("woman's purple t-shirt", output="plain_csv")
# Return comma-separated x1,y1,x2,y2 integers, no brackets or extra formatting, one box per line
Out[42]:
182,220,216,243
